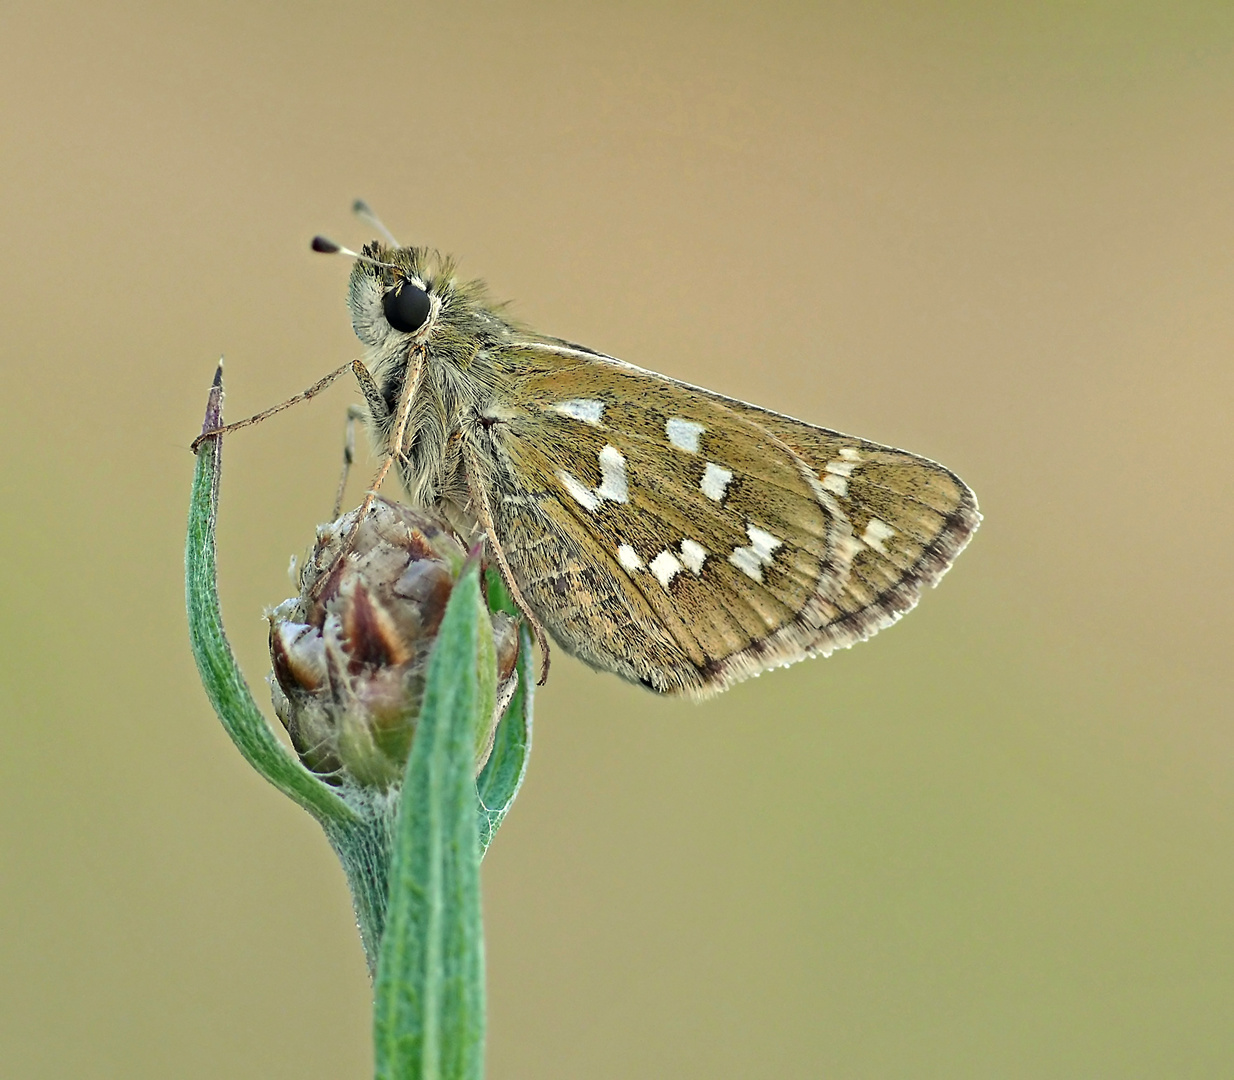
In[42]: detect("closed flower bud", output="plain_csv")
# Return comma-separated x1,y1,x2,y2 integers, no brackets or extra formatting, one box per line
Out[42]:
268,498,520,789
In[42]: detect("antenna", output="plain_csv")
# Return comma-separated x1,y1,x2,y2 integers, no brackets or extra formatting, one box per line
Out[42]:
310,235,399,271
352,199,401,247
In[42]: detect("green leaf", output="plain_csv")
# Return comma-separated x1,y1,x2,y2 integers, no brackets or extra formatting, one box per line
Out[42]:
185,364,356,828
373,563,488,1080
476,624,534,857
484,566,517,616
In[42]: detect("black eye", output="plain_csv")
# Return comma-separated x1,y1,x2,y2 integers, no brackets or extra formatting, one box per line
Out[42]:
382,282,431,334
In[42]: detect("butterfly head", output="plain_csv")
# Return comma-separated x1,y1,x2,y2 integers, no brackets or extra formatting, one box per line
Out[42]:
340,239,511,355
345,242,443,349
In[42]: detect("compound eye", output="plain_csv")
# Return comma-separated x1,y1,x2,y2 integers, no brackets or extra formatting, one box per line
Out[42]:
382,281,431,334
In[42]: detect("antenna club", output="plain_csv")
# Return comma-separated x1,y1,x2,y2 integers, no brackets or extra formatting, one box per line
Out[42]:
311,235,341,254
351,199,401,247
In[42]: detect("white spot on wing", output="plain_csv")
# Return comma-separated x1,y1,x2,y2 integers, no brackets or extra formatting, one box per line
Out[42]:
596,445,628,503
617,544,643,572
729,547,763,580
861,517,896,554
650,550,683,588
552,398,604,425
679,539,707,574
700,462,733,502
729,524,783,582
557,470,600,512
821,453,860,497
557,445,628,511
748,526,781,560
666,417,705,454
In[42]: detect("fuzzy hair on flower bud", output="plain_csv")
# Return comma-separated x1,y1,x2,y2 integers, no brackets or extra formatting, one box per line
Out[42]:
268,498,520,789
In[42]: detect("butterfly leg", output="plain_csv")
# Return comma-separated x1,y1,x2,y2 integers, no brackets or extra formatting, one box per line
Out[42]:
307,351,428,604
332,358,398,516
189,359,355,452
331,404,368,519
351,347,425,528
461,439,552,685
350,357,390,424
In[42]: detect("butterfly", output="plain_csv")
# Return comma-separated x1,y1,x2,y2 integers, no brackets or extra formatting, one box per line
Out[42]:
209,205,980,699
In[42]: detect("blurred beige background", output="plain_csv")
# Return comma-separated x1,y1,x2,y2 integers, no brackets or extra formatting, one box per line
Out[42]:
2,2,1232,1077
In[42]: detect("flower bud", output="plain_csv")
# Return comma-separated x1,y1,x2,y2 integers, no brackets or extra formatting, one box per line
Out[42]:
268,498,519,789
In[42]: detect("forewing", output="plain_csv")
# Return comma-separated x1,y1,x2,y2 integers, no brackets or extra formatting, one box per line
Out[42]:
481,341,978,696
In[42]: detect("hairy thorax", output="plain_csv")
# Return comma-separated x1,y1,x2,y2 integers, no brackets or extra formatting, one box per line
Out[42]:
368,336,515,543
